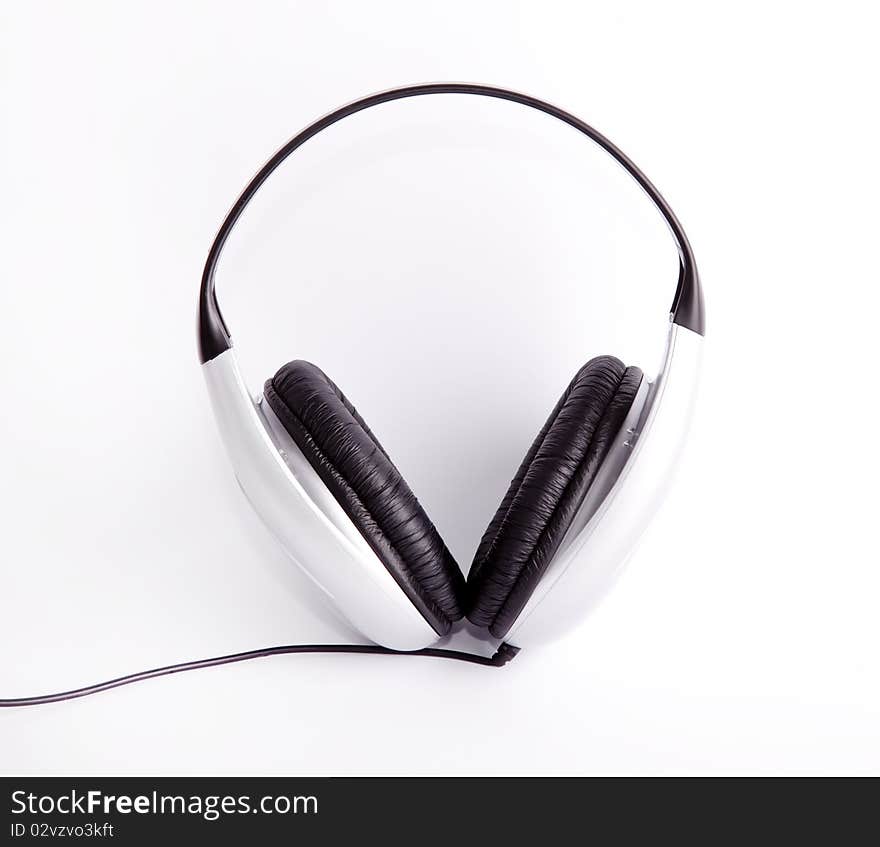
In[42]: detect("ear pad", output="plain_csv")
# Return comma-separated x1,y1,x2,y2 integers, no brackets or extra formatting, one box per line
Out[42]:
467,356,643,638
263,361,466,636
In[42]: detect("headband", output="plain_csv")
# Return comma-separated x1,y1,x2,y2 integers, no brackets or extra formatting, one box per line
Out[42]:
198,83,704,363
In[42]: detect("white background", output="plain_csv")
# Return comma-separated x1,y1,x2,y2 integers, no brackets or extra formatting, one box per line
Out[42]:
1,1,878,775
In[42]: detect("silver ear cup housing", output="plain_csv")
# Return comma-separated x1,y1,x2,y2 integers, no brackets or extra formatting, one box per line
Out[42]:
202,350,441,651
503,321,702,647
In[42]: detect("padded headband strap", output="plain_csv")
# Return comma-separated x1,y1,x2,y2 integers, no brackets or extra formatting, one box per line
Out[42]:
198,83,704,363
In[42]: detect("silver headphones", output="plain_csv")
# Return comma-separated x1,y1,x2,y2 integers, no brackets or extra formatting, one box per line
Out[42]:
198,83,704,652
1,83,704,707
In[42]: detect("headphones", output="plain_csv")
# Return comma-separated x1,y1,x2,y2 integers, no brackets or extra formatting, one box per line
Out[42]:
198,83,705,653
1,83,704,707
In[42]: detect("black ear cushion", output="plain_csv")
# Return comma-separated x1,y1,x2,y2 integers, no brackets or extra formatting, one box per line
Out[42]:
263,361,466,636
467,356,643,638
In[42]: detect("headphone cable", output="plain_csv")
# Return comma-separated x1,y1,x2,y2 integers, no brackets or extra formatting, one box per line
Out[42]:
0,641,520,708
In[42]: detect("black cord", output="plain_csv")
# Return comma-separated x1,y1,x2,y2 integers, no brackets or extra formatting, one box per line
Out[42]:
0,642,520,708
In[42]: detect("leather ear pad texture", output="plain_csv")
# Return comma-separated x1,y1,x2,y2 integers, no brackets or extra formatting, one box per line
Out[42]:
467,356,643,638
264,361,466,636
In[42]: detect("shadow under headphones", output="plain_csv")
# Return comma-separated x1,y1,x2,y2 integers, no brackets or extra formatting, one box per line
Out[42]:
1,83,703,707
